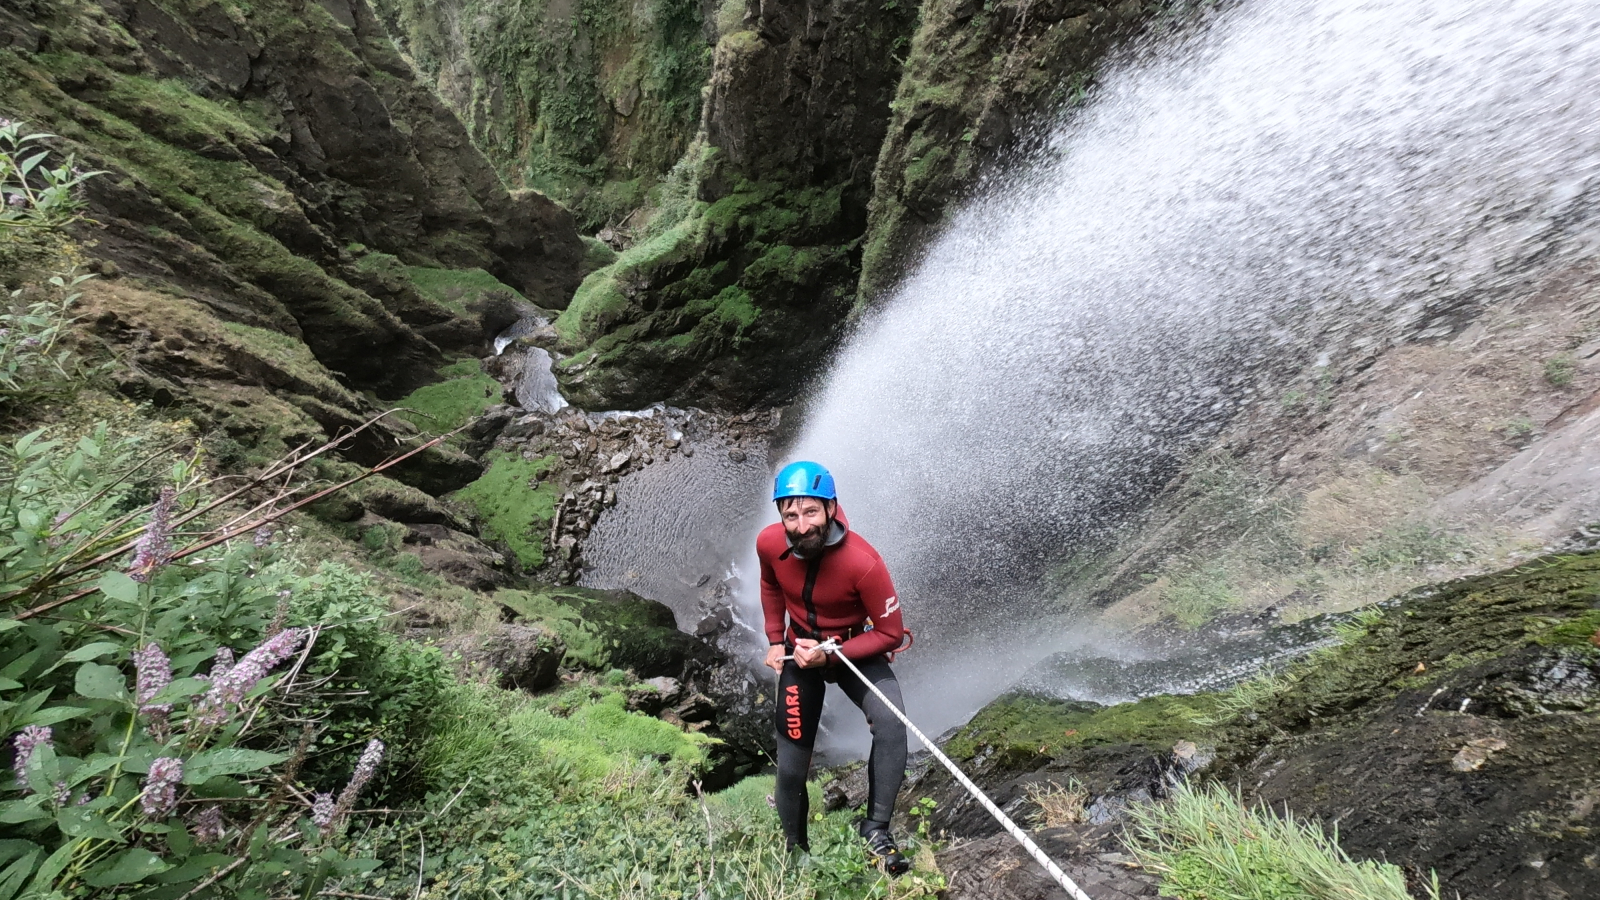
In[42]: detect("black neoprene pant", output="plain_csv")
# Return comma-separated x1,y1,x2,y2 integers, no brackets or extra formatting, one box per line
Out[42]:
774,656,907,852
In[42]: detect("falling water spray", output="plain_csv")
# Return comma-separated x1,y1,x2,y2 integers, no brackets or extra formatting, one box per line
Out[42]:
759,0,1600,752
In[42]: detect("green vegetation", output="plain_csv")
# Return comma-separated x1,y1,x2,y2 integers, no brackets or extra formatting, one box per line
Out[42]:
579,235,618,274
1543,352,1576,387
374,0,712,229
391,357,500,433
405,265,526,314
0,419,448,895
453,453,558,568
0,415,944,898
0,121,102,410
1163,565,1241,629
1130,785,1434,900
1354,520,1465,571
945,691,1218,767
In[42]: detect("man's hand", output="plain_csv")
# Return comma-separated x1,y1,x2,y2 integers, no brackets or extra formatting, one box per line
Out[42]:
794,638,827,669
764,644,786,672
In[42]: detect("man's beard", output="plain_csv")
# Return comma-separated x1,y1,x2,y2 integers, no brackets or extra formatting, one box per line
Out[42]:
787,521,829,557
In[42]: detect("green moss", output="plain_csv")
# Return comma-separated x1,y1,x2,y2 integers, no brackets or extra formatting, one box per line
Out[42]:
946,692,1219,767
453,453,558,568
405,266,525,314
220,322,351,398
579,235,618,274
390,358,500,432
1242,550,1600,738
1527,608,1600,649
422,679,709,789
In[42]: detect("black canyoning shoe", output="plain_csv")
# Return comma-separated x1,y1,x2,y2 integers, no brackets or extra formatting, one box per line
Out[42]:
863,827,910,876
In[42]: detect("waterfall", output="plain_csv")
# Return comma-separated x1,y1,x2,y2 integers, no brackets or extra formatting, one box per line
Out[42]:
754,0,1600,754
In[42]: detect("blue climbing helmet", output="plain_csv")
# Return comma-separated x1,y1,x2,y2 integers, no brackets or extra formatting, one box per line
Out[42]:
772,460,837,503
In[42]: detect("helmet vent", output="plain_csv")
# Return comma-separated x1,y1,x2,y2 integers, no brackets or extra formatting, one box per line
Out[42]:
811,475,822,490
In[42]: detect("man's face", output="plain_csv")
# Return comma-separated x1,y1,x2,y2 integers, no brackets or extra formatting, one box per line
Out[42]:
781,497,833,555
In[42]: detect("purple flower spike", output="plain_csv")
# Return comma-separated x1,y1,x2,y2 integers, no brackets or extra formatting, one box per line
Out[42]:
12,726,52,793
192,805,225,844
129,487,176,582
189,628,305,729
312,792,336,834
329,738,385,829
133,642,174,739
141,757,183,818
212,646,234,679
133,643,173,712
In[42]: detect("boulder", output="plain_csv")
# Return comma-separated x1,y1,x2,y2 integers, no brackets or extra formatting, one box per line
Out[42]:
442,623,564,693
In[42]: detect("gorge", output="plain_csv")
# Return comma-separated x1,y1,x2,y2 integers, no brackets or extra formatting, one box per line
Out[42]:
1,0,1597,898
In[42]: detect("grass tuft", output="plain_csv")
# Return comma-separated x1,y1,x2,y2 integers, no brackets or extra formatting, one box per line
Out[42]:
1129,784,1436,900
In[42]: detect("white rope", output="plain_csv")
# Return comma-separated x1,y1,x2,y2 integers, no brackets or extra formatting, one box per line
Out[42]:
806,639,1095,900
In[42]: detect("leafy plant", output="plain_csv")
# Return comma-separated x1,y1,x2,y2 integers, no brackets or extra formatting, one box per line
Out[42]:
0,119,106,408
0,418,459,897
0,121,101,231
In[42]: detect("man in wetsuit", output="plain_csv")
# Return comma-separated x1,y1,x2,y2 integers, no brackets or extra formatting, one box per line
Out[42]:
759,460,911,875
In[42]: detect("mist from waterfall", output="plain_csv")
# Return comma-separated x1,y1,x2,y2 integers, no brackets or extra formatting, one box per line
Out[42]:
748,0,1600,753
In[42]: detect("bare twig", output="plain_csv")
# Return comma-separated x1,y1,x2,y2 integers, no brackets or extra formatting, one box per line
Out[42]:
14,424,464,621
414,833,426,900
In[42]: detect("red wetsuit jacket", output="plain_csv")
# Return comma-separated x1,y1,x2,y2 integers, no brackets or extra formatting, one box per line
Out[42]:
757,507,905,661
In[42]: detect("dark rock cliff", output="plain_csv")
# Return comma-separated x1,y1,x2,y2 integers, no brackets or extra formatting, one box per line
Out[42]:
369,0,713,232
0,0,585,399
552,0,919,410
859,0,1166,306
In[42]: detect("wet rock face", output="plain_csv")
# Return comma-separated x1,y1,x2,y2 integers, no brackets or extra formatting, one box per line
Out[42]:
939,824,1162,900
1215,553,1600,900
552,0,919,411
903,692,1214,842
859,0,1162,305
368,0,712,232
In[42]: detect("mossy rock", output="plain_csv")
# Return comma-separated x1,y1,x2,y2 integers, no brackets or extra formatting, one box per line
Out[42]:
858,0,1165,305
496,585,711,678
451,453,558,569
369,0,712,231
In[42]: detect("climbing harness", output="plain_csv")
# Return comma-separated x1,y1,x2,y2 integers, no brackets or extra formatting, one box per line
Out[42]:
800,638,1097,900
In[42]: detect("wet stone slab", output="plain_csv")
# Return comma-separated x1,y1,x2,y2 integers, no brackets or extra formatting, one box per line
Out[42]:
938,823,1168,900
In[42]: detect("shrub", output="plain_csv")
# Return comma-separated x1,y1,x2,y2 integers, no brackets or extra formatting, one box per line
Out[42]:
1543,353,1576,388
0,119,104,409
0,423,446,896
